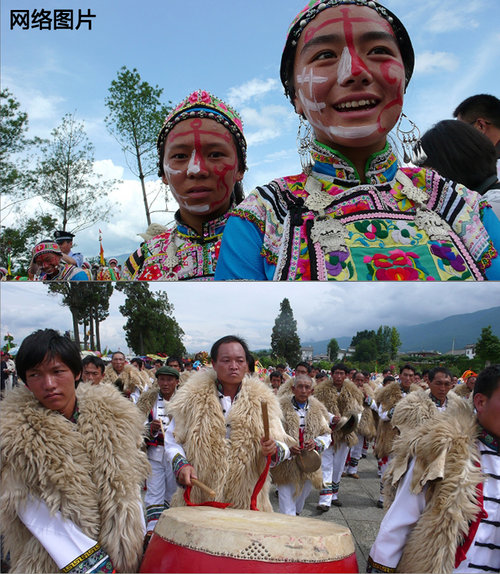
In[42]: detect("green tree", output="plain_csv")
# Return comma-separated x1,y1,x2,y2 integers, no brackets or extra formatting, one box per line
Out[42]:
48,283,114,350
327,338,340,361
116,283,185,356
390,327,402,360
475,325,500,366
105,66,171,225
0,214,58,275
270,298,301,366
2,333,16,353
33,113,116,232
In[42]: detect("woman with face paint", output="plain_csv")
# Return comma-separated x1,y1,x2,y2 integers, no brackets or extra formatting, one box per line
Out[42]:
123,90,247,280
216,0,500,281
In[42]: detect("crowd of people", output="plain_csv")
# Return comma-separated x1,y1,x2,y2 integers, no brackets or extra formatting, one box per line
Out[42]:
2,0,500,282
1,326,498,573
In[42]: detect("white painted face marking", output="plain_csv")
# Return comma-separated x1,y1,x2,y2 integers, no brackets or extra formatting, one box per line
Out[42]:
163,160,181,175
337,47,352,85
296,69,328,98
328,124,378,138
187,149,201,175
298,90,326,114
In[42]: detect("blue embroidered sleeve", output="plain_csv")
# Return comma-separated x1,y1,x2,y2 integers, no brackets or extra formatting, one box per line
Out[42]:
71,270,89,281
215,216,275,280
482,207,500,280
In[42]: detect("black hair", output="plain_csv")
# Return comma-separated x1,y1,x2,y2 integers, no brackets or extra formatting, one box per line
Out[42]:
210,335,253,370
276,363,286,370
112,351,125,359
82,355,105,375
16,329,81,384
295,361,312,373
166,356,184,370
153,359,164,366
473,364,500,399
270,371,284,381
428,366,452,383
131,357,144,369
383,375,396,385
331,363,349,374
400,363,415,375
420,120,498,193
453,94,500,129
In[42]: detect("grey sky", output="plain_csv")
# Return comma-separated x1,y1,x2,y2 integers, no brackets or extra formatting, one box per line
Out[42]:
1,282,499,353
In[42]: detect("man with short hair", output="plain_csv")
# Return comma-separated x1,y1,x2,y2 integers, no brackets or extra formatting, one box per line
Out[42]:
373,364,418,507
314,363,364,510
272,375,331,516
54,230,85,268
137,365,180,544
269,370,284,393
102,351,145,401
454,94,500,153
30,241,88,281
391,366,461,435
0,329,149,573
368,365,500,573
81,355,105,385
164,335,292,511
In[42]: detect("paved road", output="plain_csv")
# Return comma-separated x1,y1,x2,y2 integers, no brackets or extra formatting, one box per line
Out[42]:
270,450,384,570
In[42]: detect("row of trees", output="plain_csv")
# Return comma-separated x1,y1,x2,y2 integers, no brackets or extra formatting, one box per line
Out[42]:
1,66,172,274
265,298,498,373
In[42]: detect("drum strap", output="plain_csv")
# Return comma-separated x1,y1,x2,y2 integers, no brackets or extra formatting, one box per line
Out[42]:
183,488,230,509
250,454,272,511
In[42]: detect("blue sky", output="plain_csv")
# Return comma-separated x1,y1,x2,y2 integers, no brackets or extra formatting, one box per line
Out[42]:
2,0,500,259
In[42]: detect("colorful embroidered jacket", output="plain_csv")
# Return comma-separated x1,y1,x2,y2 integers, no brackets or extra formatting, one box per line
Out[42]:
123,209,230,281
216,143,500,281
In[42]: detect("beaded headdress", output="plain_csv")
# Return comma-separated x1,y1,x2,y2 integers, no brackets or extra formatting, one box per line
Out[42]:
32,241,62,259
280,0,415,101
157,90,247,176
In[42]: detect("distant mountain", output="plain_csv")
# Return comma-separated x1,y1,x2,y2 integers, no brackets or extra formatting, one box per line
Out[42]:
302,306,500,356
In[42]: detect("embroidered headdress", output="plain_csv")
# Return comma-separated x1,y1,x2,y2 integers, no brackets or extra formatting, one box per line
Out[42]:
280,0,415,101
32,241,62,259
157,90,247,176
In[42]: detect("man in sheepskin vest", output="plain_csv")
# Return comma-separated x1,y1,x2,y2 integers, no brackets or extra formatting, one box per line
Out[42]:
345,371,378,479
271,375,331,515
0,329,150,574
368,364,500,573
102,350,146,402
391,366,463,435
373,364,419,507
136,365,179,543
164,335,293,511
314,363,364,510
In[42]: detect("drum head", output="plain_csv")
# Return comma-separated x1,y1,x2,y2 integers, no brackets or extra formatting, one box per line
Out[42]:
296,449,321,472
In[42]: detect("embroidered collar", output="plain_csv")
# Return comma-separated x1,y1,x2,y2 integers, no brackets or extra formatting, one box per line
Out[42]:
174,205,232,242
429,393,447,408
292,396,309,411
310,140,399,186
478,424,498,453
216,379,241,403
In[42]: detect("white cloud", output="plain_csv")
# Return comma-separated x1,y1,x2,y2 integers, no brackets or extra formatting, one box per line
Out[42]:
227,78,279,107
242,105,295,146
415,52,459,75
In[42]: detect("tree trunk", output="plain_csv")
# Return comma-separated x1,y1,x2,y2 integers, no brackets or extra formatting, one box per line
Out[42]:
72,310,80,348
95,308,101,352
89,311,95,351
135,136,151,225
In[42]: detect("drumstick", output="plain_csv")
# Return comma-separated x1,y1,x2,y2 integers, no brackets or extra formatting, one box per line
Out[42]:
158,419,216,499
261,401,269,441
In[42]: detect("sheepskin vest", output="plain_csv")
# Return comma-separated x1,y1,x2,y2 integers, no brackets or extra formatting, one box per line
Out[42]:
167,369,291,512
271,396,330,492
314,379,364,449
102,363,145,392
357,383,378,440
0,384,150,574
136,383,161,417
384,401,484,573
453,383,472,399
392,388,465,434
373,382,419,459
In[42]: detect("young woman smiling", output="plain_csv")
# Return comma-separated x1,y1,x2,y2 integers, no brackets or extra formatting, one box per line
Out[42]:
216,0,500,281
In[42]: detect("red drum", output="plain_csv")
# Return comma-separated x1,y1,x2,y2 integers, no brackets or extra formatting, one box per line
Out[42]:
140,506,358,573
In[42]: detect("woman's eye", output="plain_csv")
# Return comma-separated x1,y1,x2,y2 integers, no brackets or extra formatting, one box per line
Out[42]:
370,46,393,56
171,153,188,160
314,50,337,61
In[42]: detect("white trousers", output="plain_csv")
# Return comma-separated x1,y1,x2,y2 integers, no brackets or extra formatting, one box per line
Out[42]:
278,481,313,515
318,442,350,506
346,434,364,474
145,449,177,532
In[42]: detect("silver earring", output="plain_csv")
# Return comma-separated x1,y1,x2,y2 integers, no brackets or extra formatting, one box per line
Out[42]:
396,113,425,165
297,116,313,173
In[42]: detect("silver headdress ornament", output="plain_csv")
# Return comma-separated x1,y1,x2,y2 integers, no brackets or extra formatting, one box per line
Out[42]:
396,113,427,165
